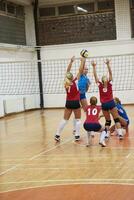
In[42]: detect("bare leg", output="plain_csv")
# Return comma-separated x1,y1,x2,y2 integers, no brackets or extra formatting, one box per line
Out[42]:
80,98,88,111
86,131,91,147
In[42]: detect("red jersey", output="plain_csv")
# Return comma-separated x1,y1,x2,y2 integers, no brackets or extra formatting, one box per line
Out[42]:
85,105,101,123
66,78,80,101
98,81,113,103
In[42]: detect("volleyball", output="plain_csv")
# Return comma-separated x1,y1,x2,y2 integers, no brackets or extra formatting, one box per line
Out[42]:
80,49,89,58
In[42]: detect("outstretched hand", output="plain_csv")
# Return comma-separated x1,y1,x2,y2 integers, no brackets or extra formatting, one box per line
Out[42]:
71,56,75,63
80,56,86,62
104,59,111,65
91,61,97,67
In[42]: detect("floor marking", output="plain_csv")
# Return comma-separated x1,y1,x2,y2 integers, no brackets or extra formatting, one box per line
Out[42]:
0,164,21,176
30,136,73,160
0,136,73,176
0,181,134,194
11,166,134,170
0,179,134,185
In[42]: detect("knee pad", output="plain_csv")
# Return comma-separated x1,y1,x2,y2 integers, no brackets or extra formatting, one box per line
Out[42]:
105,120,111,127
114,118,120,123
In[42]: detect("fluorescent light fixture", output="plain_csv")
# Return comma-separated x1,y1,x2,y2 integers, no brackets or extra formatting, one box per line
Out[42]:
76,6,88,13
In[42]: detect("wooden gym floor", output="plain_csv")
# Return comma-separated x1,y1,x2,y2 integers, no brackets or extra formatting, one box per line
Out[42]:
0,105,134,200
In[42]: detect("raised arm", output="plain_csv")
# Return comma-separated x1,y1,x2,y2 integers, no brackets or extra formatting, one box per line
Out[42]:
76,57,86,80
91,61,99,83
66,56,75,72
105,59,112,81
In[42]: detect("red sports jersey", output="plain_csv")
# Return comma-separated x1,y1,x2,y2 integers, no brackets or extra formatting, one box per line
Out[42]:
66,78,80,101
84,105,101,123
98,81,113,103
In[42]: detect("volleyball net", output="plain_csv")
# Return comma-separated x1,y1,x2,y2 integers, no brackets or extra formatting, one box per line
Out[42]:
0,53,134,95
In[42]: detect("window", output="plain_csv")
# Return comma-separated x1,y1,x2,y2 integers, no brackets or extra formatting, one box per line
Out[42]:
98,0,114,11
0,1,6,12
39,7,55,17
7,3,15,14
130,0,134,8
58,5,74,15
16,6,24,17
77,3,94,13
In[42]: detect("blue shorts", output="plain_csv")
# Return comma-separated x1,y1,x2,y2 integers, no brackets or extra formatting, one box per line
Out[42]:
83,123,102,132
80,93,86,100
102,100,116,111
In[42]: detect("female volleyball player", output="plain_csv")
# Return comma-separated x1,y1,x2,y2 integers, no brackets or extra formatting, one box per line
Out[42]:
55,56,86,142
73,61,91,134
78,64,91,109
110,97,129,135
91,59,123,139
83,96,107,147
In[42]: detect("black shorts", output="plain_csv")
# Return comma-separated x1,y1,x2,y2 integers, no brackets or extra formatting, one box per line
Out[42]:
65,100,80,109
83,123,102,132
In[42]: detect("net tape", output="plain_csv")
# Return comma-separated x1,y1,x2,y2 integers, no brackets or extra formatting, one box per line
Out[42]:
0,53,134,95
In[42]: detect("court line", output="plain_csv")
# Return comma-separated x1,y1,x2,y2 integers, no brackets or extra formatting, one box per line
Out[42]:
30,136,73,160
0,178,134,185
0,181,134,194
10,166,133,170
0,164,21,176
0,140,42,144
0,136,73,176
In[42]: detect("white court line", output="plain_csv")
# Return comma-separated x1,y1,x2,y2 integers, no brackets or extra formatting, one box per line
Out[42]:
13,166,134,170
0,164,21,176
1,181,134,194
0,178,134,185
0,140,42,144
30,136,73,160
0,136,73,176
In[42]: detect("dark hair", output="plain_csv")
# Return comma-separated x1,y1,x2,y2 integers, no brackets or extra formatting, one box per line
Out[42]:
90,96,97,105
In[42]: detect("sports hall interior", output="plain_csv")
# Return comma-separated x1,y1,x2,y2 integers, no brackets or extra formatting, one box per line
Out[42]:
0,0,134,200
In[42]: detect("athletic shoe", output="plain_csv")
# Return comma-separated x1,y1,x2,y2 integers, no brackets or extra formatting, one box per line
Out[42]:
99,141,106,147
75,135,80,141
55,135,60,141
119,134,123,140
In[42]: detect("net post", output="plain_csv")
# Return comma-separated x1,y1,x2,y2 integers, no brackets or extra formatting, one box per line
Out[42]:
33,0,44,108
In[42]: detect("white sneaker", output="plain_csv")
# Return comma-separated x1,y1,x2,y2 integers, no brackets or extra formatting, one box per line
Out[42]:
55,135,60,141
75,135,80,141
99,141,106,147
119,134,123,140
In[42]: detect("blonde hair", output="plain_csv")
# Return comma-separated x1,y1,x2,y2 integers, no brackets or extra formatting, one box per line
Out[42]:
101,75,107,83
114,97,121,104
64,72,73,89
